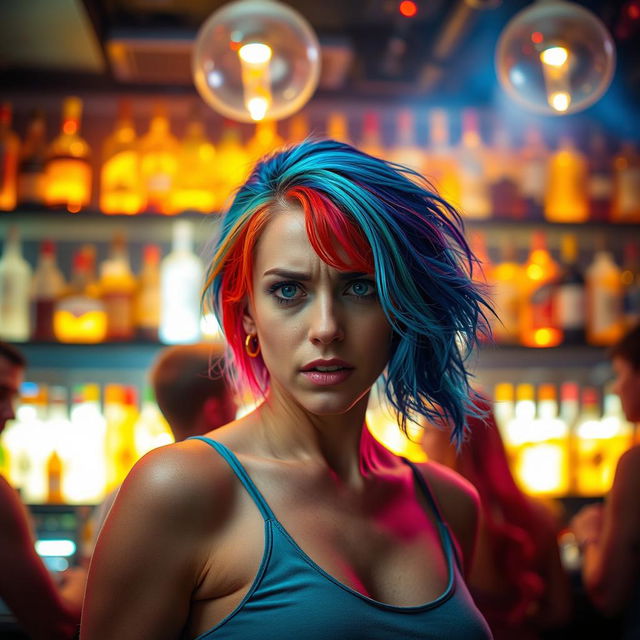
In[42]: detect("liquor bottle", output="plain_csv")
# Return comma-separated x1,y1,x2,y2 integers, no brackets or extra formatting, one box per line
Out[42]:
0,226,32,342
359,111,385,159
555,234,586,345
214,121,251,211
493,382,515,437
139,102,178,214
611,142,640,222
529,383,570,496
31,239,66,341
159,220,204,344
587,130,613,222
104,384,128,493
172,110,216,214
247,119,284,164
490,240,523,344
17,110,47,208
425,109,460,208
457,109,490,219
46,385,73,503
503,383,536,485
54,248,107,344
560,380,581,494
135,244,161,341
67,383,107,502
0,102,20,211
621,241,640,329
46,450,63,504
326,111,351,144
585,244,624,346
519,231,562,348
574,387,606,496
486,126,524,220
44,96,92,213
544,135,588,223
519,125,549,220
133,387,174,459
469,230,492,286
389,109,424,175
100,232,136,341
287,113,309,144
100,98,143,215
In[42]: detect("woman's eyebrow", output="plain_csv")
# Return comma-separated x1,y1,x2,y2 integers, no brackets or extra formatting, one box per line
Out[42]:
262,269,370,281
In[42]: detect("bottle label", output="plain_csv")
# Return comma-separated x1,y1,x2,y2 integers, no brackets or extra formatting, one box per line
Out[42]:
591,288,621,333
556,284,586,330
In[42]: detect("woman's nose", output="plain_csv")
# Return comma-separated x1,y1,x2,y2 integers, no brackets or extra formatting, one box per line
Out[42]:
308,294,344,345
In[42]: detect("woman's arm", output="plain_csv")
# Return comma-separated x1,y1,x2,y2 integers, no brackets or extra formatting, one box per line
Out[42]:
0,476,80,640
80,441,227,640
574,446,640,617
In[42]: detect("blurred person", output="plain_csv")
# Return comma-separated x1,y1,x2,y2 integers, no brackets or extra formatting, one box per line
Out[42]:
0,341,82,640
91,343,236,533
81,140,494,639
571,323,640,639
422,396,572,639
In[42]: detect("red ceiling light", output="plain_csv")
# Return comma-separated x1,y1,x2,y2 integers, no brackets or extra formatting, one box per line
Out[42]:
399,1,418,18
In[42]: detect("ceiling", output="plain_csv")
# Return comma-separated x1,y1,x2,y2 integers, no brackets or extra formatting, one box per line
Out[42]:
0,0,639,109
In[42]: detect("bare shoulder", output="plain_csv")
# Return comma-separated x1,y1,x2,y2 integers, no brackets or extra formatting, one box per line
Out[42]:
0,474,29,536
615,445,640,481
412,460,480,571
108,438,239,534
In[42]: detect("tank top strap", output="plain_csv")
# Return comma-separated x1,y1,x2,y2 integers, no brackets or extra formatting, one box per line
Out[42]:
190,436,276,522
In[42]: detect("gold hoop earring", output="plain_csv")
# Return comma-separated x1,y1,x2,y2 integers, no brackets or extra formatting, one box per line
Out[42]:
245,333,260,358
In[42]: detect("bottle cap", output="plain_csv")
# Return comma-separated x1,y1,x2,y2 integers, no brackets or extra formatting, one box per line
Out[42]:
538,383,557,402
516,383,535,402
560,381,579,402
494,382,514,402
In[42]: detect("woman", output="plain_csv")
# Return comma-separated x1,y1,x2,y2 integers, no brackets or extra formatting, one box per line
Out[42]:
422,397,572,639
81,140,493,639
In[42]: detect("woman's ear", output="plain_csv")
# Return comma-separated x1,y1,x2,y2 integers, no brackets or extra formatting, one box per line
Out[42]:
242,299,256,336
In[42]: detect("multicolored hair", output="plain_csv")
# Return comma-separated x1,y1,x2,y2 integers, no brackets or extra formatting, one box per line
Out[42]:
203,139,492,445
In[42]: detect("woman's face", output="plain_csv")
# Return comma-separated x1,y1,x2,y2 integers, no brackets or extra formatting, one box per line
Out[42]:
612,356,640,423
243,206,392,416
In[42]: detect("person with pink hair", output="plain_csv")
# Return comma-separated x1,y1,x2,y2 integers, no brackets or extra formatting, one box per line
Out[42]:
422,396,572,639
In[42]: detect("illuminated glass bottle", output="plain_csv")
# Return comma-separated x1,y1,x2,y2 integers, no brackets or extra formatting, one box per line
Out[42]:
585,244,624,346
172,111,216,214
555,234,586,345
426,109,460,208
287,113,309,145
457,109,490,219
134,387,173,459
135,244,161,342
490,240,523,345
139,102,178,215
100,232,136,341
611,142,640,223
100,99,143,215
32,239,66,341
0,102,20,211
326,111,351,145
544,135,588,223
159,220,204,344
0,225,32,342
587,130,613,222
519,125,549,221
486,125,524,220
247,119,284,164
214,120,251,211
17,110,47,208
520,231,562,348
44,97,92,213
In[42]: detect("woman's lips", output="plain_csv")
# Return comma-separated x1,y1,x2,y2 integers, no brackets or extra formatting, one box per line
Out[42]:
300,368,354,386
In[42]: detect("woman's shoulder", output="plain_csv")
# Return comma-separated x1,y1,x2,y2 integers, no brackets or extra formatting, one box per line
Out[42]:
412,460,481,571
115,438,239,529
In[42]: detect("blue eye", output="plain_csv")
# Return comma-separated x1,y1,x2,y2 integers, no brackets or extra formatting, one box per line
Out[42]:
279,284,298,299
347,280,376,298
266,281,305,305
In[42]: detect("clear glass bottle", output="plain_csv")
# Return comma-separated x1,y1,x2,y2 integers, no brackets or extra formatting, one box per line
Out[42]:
0,102,20,211
0,225,32,341
159,220,204,344
100,98,143,215
44,96,92,213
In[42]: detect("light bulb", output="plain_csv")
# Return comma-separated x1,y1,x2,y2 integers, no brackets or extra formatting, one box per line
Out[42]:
495,0,616,115
192,0,321,122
